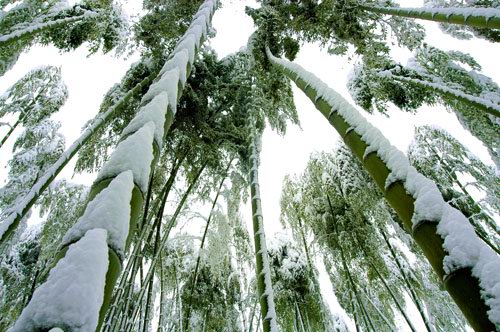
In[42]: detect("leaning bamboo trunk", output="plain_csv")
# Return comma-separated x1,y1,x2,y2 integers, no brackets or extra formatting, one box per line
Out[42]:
0,10,96,47
361,5,500,30
266,48,499,331
387,74,500,118
10,2,218,331
248,128,279,332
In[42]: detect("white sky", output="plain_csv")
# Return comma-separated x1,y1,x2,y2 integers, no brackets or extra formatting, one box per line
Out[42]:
0,0,498,330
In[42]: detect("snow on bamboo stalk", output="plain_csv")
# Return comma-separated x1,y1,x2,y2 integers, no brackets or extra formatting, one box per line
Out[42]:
378,71,500,118
265,48,500,330
0,75,153,247
12,1,218,330
360,5,500,30
248,128,279,332
0,10,98,46
10,228,109,332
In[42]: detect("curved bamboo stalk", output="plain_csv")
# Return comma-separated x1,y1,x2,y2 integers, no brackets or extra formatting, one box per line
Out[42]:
389,74,500,118
0,115,22,149
0,10,97,47
361,5,500,30
266,48,498,331
12,1,218,331
248,128,279,332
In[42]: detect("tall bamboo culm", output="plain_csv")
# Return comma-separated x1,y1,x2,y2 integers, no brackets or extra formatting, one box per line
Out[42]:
248,125,279,332
361,5,500,30
10,1,218,331
266,48,499,332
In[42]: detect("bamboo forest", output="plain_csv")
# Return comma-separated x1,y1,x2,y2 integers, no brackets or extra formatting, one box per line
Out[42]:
0,0,499,331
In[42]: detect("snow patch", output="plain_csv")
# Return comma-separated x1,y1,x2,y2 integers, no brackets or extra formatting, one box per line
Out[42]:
122,92,168,148
61,171,134,258
11,229,108,332
96,122,155,193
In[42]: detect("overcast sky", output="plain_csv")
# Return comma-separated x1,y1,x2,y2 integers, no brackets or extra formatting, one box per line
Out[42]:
0,0,498,330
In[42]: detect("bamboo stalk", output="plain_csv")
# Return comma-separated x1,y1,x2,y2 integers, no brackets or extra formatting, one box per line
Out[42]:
361,5,500,30
249,128,279,332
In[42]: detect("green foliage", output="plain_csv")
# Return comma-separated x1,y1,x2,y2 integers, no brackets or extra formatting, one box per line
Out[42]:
347,44,500,166
0,66,68,125
347,57,436,114
44,2,129,54
37,180,88,264
280,144,468,330
0,0,129,76
250,0,425,57
268,234,331,332
75,59,154,173
0,230,41,331
0,120,65,215
135,0,205,59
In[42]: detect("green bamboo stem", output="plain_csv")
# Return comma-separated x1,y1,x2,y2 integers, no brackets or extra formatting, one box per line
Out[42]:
157,253,165,332
142,209,162,332
249,128,279,332
349,290,361,332
0,116,21,149
0,89,44,150
103,154,184,331
350,226,418,332
293,205,332,329
361,5,500,30
295,301,307,332
267,49,495,331
119,170,187,332
391,75,500,118
14,1,217,330
248,295,259,332
370,259,418,332
0,11,95,47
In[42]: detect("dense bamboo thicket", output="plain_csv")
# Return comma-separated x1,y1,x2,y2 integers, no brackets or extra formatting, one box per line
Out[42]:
0,0,499,331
